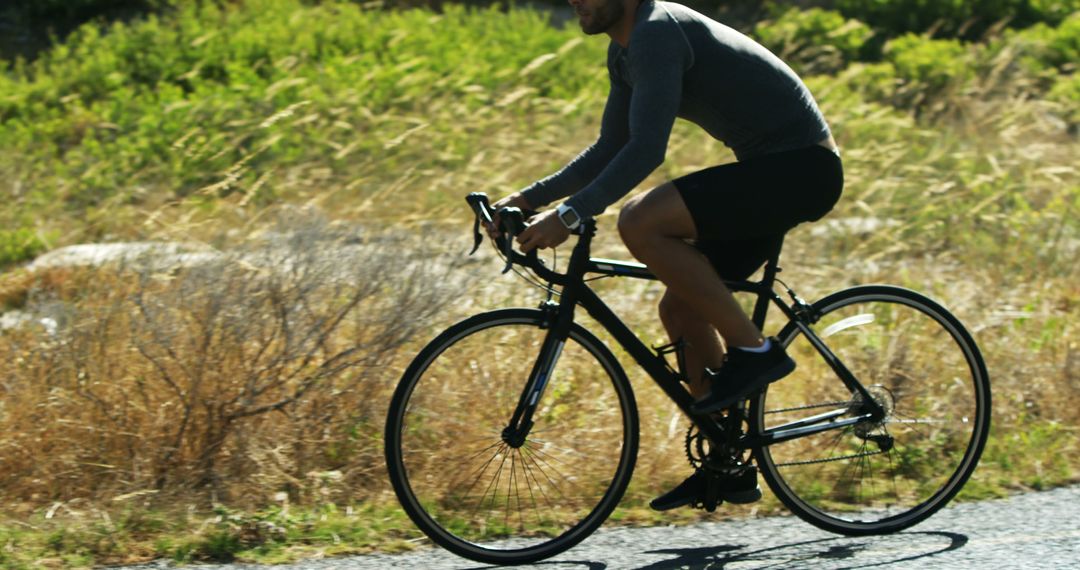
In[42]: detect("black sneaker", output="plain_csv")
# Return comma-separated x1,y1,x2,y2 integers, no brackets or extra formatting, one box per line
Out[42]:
650,470,708,511
719,465,764,504
690,338,795,415
650,466,763,511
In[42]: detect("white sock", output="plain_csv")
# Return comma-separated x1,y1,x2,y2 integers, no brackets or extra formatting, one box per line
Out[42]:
735,338,771,354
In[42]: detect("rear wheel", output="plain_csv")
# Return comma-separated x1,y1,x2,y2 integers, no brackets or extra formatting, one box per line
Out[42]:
385,308,638,564
752,285,990,535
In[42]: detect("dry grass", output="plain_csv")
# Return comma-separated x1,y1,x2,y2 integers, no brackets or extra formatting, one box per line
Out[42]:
0,214,471,514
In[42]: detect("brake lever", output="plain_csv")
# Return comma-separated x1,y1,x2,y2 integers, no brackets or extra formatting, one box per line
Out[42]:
466,193,494,255
502,239,514,273
470,215,483,255
463,193,531,272
498,207,527,274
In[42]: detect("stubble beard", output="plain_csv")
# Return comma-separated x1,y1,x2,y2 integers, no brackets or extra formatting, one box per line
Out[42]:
579,0,625,35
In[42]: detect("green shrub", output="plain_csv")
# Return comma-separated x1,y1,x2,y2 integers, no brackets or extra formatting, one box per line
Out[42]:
883,33,974,106
1048,71,1080,123
754,7,875,74
835,0,1080,39
811,60,901,106
1005,11,1080,70
970,11,1079,102
0,229,46,268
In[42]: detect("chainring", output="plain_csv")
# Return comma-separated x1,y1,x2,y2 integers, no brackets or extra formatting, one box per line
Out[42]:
683,424,757,513
684,424,709,470
684,423,750,471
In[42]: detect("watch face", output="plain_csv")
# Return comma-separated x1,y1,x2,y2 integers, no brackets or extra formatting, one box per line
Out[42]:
562,209,579,225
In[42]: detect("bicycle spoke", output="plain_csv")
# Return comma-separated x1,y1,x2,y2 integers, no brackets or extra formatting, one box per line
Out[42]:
446,442,511,505
520,447,559,509
516,448,546,527
521,445,574,497
481,446,511,514
508,452,519,528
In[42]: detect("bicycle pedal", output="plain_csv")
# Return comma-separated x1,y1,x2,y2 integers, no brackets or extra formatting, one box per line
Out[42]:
695,497,721,512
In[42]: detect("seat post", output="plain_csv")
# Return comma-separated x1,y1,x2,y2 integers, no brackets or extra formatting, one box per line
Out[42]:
750,236,784,331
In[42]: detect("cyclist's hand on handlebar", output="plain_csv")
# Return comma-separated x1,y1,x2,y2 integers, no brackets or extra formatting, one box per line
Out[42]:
486,192,534,239
517,209,571,253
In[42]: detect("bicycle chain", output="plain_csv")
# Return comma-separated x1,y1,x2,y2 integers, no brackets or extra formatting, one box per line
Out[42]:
775,449,886,467
696,399,884,468
763,400,851,414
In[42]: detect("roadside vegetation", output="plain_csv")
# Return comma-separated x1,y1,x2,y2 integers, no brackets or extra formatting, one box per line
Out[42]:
0,0,1076,566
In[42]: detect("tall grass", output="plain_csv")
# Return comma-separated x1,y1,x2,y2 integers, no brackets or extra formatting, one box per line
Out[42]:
0,0,1076,565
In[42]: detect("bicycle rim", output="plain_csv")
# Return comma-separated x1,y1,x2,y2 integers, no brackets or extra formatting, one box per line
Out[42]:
753,285,990,535
385,309,638,564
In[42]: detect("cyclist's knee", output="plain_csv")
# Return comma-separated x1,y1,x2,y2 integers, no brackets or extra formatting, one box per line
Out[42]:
618,184,693,255
617,194,652,252
617,194,644,229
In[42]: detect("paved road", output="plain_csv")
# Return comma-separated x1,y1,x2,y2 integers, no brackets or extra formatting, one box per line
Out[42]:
120,485,1080,569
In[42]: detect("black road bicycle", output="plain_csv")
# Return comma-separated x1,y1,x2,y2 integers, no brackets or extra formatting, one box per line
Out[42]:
384,193,991,565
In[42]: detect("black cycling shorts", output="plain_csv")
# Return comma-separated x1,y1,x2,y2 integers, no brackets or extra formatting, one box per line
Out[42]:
673,144,843,280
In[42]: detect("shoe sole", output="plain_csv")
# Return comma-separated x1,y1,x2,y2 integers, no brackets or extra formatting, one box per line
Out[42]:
649,496,696,511
721,485,763,504
691,357,796,414
650,486,762,511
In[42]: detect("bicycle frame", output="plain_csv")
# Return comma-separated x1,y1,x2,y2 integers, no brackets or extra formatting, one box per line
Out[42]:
469,196,886,455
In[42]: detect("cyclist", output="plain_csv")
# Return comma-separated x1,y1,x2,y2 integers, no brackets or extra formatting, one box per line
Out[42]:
492,0,843,511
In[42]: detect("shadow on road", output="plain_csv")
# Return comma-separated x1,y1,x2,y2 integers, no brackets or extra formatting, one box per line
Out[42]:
635,531,969,569
463,531,968,569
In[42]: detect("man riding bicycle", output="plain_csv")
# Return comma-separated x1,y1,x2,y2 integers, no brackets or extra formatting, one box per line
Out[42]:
492,0,843,511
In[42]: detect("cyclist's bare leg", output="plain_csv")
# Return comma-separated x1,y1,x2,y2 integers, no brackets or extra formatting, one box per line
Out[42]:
637,185,772,510
618,182,765,350
658,290,724,399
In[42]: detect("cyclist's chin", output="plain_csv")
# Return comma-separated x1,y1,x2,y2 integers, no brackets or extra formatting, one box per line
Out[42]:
578,16,608,35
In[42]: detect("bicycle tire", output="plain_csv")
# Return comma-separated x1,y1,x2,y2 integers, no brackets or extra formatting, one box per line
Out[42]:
751,285,990,535
385,308,639,564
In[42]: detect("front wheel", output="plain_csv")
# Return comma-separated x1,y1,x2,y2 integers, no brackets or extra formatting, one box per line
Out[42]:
385,308,639,565
751,285,991,535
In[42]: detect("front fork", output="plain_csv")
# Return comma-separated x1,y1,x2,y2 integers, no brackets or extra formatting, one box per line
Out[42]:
502,301,571,448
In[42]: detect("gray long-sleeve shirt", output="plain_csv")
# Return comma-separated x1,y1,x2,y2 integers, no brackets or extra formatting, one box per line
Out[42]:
520,1,832,218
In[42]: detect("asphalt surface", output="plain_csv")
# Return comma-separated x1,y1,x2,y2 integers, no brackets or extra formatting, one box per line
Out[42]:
112,484,1080,569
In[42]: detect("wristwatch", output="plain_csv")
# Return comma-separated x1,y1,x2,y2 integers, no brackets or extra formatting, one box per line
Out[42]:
556,203,582,230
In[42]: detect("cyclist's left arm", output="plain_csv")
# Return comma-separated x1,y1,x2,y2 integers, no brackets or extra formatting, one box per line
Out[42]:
561,20,691,219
